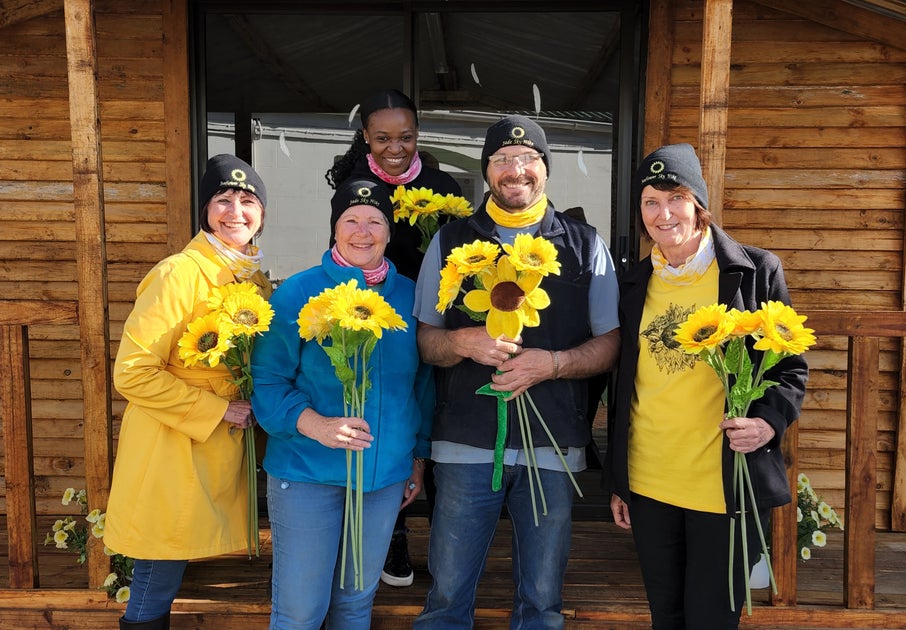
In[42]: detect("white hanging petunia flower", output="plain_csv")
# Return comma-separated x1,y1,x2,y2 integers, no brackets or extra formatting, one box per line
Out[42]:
812,530,827,547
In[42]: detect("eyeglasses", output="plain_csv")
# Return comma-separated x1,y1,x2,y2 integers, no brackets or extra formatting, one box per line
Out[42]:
487,152,543,169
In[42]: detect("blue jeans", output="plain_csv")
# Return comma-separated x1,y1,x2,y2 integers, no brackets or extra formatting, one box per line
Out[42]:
414,462,574,629
124,558,188,622
267,474,405,630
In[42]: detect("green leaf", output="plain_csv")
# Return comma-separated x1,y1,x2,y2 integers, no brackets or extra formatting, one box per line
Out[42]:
454,303,487,323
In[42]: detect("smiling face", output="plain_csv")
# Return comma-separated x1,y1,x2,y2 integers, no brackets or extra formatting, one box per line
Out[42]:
363,108,419,177
205,188,263,251
334,205,391,269
486,145,548,212
640,184,703,265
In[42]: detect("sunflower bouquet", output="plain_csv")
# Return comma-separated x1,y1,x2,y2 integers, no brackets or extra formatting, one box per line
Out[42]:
391,185,473,253
44,488,134,603
796,472,844,561
297,278,407,590
435,234,583,525
177,281,274,557
674,301,816,614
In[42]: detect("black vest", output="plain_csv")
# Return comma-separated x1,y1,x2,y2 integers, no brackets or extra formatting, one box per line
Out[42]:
433,202,597,450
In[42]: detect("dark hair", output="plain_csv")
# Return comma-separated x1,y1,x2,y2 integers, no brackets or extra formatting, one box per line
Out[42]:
324,89,420,189
638,182,711,243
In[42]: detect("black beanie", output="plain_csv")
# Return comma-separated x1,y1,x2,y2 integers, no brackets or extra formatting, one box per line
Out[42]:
199,154,267,211
633,143,708,210
480,115,551,181
329,178,395,245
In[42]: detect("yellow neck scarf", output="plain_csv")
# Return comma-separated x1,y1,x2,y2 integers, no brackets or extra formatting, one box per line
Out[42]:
486,194,548,228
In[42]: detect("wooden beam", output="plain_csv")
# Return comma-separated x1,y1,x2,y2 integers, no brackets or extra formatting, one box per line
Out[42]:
845,336,878,608
771,422,798,606
0,0,62,29
0,301,78,326
163,0,193,254
63,0,113,591
752,0,906,51
698,0,733,227
1,325,38,588
642,0,673,153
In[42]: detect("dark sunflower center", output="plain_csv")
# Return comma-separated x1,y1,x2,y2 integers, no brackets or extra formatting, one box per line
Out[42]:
198,331,219,352
522,252,543,266
415,199,432,208
776,323,793,341
490,281,525,312
693,325,718,342
466,255,486,264
235,308,259,326
354,305,372,320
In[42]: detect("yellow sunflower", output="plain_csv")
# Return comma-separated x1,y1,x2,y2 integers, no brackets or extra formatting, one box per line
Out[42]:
729,308,763,337
502,233,561,276
329,280,407,339
391,185,411,223
674,303,736,354
297,288,339,342
207,281,259,311
447,239,501,276
753,301,816,355
178,312,230,367
463,256,550,339
220,290,274,337
437,193,474,218
436,262,465,313
404,187,441,225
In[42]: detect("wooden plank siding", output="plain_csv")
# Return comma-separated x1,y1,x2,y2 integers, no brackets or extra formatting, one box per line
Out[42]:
0,0,179,530
656,0,906,530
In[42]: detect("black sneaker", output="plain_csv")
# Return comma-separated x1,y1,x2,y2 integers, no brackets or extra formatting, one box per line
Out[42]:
380,529,414,587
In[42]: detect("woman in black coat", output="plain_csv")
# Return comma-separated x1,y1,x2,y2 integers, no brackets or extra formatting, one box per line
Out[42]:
605,144,808,629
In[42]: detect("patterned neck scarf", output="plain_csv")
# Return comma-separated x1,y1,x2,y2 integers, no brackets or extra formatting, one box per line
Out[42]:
203,231,263,281
330,245,389,286
366,151,422,186
486,194,548,228
650,227,715,286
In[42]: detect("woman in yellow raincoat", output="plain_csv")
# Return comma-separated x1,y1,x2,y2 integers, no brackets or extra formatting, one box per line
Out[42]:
105,154,271,630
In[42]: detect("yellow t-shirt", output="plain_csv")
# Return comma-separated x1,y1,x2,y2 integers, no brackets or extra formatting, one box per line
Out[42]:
628,262,727,513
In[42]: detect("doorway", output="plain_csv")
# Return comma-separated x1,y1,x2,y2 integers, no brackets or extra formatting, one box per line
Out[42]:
192,2,644,282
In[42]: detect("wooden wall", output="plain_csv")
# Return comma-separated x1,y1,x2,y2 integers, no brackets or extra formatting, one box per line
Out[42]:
648,0,906,527
0,0,190,515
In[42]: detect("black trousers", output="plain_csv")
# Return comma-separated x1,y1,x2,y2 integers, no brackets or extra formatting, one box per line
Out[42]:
629,493,767,630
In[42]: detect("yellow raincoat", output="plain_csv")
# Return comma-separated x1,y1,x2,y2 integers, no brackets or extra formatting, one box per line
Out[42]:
105,232,271,559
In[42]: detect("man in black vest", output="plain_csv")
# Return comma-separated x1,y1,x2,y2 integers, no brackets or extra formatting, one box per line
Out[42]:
412,115,621,628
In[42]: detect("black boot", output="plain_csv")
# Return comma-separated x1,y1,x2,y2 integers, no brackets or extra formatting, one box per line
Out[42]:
119,612,170,629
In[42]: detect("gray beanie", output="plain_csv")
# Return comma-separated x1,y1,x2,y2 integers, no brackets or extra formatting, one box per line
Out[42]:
633,143,708,210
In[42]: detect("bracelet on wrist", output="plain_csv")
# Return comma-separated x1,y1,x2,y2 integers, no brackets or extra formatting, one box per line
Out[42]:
550,350,560,380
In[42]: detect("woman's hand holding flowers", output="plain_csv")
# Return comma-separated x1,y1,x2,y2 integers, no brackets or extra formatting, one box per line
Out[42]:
718,416,775,453
295,408,373,451
223,400,254,429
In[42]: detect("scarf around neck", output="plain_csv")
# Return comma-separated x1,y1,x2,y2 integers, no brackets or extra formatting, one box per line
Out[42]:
367,151,423,186
486,194,548,228
330,245,389,286
650,227,715,286
203,231,263,282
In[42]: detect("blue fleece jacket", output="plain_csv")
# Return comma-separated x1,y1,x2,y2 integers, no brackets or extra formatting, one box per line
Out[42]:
251,251,432,491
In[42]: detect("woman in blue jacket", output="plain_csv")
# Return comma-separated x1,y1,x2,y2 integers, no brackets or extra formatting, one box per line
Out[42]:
251,178,433,630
